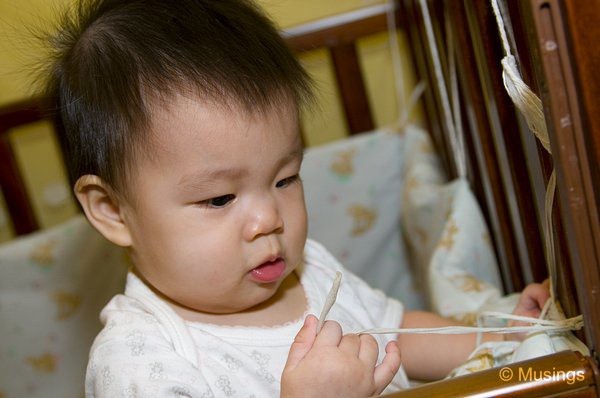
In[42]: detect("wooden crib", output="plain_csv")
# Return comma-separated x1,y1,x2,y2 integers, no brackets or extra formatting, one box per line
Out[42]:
1,0,599,396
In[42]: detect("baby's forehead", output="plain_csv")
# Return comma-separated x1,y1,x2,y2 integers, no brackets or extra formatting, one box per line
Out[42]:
147,92,299,135
137,93,302,161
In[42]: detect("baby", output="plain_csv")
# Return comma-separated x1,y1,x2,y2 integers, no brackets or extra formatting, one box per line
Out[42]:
42,0,549,396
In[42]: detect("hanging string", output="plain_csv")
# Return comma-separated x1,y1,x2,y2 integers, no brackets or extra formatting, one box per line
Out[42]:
541,170,557,314
490,1,551,151
489,0,558,306
418,0,467,179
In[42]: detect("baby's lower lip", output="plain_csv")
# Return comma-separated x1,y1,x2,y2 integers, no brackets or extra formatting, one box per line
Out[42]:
249,259,286,283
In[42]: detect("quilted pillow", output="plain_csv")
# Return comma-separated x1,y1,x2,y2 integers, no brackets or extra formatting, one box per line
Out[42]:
0,216,127,398
400,125,503,319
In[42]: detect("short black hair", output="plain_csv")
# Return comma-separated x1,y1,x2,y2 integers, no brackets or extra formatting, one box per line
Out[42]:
42,0,313,195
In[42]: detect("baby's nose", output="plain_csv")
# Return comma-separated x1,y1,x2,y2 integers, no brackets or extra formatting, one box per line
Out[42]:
243,196,283,241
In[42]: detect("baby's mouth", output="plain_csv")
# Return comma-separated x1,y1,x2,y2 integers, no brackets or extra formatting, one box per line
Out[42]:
249,257,286,283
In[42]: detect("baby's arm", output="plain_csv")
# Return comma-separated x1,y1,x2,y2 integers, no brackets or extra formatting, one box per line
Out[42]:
398,281,550,381
281,315,401,398
396,311,494,381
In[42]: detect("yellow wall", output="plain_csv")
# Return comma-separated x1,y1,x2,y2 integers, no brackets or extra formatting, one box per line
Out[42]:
0,0,395,106
0,0,67,105
0,0,421,242
258,0,386,27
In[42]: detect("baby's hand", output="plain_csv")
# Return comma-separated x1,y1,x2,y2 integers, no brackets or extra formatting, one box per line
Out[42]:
506,280,551,341
281,315,401,398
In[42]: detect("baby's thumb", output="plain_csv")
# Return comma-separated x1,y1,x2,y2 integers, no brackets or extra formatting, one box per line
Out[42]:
284,314,318,371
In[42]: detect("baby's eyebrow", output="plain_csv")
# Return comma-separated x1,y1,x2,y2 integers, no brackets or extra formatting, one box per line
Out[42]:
177,148,303,189
178,168,247,188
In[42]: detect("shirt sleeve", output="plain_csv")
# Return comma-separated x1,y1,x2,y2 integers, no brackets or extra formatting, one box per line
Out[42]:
342,269,404,332
86,326,213,398
305,239,404,332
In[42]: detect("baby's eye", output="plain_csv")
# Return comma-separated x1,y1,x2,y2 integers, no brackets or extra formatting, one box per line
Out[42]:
199,194,235,208
276,174,300,188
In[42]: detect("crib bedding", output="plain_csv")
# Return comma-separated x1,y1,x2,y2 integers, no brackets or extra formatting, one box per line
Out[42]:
301,127,423,309
399,126,503,320
0,125,510,397
0,215,128,397
301,124,504,318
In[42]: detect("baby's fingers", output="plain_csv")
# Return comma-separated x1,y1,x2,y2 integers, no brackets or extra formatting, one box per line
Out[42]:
284,314,318,372
338,333,360,357
313,320,343,348
514,282,551,319
525,281,551,309
357,334,378,366
373,341,401,395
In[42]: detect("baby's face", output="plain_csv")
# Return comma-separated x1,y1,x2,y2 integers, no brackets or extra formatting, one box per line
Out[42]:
122,94,307,315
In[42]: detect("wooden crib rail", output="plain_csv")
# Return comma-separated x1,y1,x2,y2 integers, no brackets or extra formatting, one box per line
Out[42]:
382,351,599,397
283,4,400,135
0,97,58,236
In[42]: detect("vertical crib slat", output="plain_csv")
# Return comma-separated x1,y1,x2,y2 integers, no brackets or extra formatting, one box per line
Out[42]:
396,0,455,176
0,132,38,235
284,8,390,137
527,0,600,368
0,99,53,235
330,43,374,135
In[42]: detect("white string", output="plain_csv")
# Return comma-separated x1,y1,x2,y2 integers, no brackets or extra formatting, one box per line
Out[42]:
490,0,513,57
544,171,557,300
490,0,550,152
489,0,558,306
360,319,583,336
501,57,551,152
418,0,467,179
317,271,342,332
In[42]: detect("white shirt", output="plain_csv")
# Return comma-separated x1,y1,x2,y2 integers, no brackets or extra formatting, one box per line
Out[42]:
85,239,409,397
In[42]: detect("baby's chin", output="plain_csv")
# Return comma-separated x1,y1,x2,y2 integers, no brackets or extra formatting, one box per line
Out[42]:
167,287,280,320
159,271,301,324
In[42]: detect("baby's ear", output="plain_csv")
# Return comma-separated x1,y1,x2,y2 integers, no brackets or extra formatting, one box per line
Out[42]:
74,175,132,247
